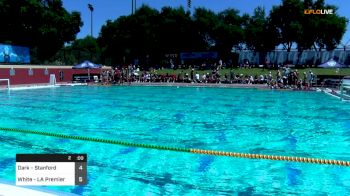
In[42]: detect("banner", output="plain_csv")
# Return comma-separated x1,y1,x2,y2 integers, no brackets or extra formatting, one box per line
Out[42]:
237,50,350,66
0,44,30,63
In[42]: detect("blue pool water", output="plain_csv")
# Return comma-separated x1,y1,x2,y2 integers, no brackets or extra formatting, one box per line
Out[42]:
1,86,350,195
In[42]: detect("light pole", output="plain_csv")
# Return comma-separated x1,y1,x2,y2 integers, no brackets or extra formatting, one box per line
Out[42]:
88,4,94,63
131,0,136,15
187,0,191,11
88,4,94,37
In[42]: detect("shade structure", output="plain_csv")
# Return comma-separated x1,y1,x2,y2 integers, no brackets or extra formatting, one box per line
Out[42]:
318,59,347,68
72,61,101,81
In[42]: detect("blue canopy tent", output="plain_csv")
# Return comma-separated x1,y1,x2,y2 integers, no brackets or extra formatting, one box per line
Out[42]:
72,61,101,81
318,59,347,68
318,59,348,88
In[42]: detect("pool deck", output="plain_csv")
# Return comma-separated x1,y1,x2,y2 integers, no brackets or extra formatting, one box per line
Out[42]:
0,82,87,90
126,82,269,88
0,181,78,196
92,82,271,89
1,81,322,92
95,82,319,91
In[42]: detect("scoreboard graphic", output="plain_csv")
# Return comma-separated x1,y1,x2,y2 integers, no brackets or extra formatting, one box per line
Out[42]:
16,154,87,186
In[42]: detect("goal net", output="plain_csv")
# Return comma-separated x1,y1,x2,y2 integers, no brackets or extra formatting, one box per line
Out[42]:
0,79,10,89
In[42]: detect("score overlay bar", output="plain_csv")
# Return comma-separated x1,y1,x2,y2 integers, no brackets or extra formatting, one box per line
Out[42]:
16,154,87,186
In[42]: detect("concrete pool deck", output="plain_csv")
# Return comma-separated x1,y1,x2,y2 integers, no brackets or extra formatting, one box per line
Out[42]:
94,82,319,91
0,82,270,89
91,82,271,89
0,181,78,196
0,82,87,90
1,81,322,92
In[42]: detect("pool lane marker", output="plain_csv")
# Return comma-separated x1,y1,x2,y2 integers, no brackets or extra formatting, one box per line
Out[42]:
1,127,350,167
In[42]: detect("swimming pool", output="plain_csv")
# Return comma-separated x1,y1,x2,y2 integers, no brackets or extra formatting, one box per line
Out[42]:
1,86,350,195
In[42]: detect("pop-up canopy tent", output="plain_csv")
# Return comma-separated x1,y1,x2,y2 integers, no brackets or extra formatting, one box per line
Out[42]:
72,60,101,80
319,59,348,89
318,59,347,68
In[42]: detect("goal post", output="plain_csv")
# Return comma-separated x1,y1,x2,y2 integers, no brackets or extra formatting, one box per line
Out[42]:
49,74,56,85
0,79,10,90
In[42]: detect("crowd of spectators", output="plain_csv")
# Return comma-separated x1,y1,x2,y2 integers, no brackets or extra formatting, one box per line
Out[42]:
98,64,316,90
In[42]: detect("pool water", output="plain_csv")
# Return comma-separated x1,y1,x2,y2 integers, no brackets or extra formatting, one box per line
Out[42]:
1,86,350,195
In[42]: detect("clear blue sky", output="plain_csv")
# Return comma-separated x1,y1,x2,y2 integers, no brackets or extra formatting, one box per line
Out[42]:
62,0,350,46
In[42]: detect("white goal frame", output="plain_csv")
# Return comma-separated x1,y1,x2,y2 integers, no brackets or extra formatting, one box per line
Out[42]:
0,79,10,89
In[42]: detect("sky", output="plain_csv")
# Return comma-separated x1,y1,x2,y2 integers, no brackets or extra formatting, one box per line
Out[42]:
62,0,350,46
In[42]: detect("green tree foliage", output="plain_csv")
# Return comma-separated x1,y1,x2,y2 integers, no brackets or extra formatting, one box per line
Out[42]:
0,0,82,62
72,36,100,56
269,0,304,52
243,7,279,52
98,6,160,65
98,18,130,65
193,8,219,50
214,9,245,58
157,7,203,53
98,2,347,66
50,36,101,65
270,0,348,52
99,5,206,66
2,1,345,66
311,2,347,51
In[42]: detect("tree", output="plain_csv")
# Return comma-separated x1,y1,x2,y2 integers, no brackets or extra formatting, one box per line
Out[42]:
270,0,348,52
157,6,203,53
193,8,219,50
126,5,159,65
269,0,304,52
214,9,245,58
310,1,347,51
98,5,205,66
0,0,82,62
72,36,100,62
98,1,347,67
99,17,131,65
243,7,278,52
98,5,160,65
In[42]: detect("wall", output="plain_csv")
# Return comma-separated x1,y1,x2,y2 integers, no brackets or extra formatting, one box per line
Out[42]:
0,67,102,85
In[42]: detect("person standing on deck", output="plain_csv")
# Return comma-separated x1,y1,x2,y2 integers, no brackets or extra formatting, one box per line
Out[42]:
121,68,125,84
190,69,194,83
230,69,234,83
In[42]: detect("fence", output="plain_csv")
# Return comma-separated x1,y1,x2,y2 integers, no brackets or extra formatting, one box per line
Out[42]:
237,50,350,66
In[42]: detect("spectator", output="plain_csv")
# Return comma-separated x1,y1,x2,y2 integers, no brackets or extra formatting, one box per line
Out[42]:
190,69,194,82
230,69,235,83
195,72,200,83
224,73,228,83
202,73,207,83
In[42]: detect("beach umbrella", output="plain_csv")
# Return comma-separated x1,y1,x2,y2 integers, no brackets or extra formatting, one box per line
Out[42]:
72,61,101,80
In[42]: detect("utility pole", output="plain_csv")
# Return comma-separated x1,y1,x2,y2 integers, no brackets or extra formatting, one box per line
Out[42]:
132,0,134,14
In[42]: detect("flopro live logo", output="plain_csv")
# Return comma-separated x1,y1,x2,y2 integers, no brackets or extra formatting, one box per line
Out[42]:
304,9,334,15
